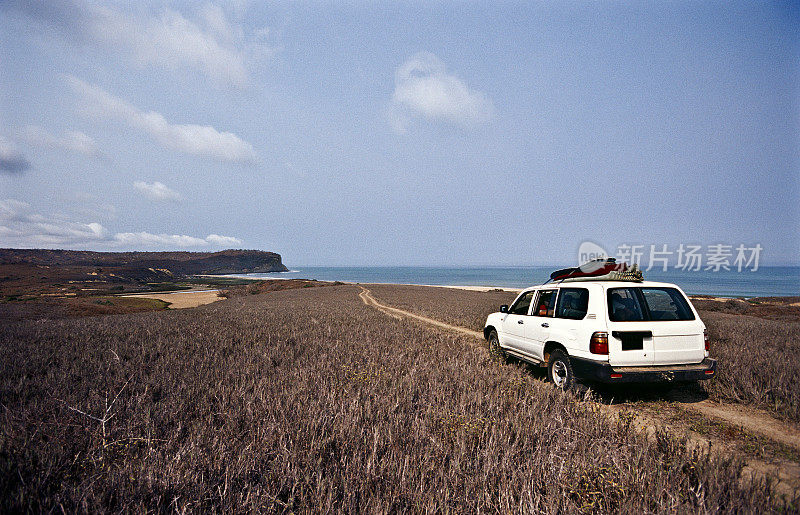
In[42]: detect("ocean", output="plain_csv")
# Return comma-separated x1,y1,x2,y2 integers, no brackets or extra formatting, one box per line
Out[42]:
225,266,800,298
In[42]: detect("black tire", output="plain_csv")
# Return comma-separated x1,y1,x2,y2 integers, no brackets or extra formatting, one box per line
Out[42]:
488,330,504,358
547,349,575,390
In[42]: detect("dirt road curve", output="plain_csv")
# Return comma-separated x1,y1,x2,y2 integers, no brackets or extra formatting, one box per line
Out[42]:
358,285,800,501
358,287,483,338
685,400,800,451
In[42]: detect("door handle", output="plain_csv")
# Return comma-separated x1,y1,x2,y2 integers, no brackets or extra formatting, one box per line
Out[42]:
541,322,549,328
517,320,524,324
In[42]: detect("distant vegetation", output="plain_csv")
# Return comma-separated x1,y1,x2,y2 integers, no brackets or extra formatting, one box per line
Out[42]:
693,297,800,322
218,278,342,298
0,286,774,511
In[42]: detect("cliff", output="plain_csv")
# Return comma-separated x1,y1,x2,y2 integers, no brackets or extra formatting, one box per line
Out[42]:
0,248,288,275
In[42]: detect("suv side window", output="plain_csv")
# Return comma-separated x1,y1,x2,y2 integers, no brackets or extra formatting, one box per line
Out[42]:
509,291,535,315
608,288,646,321
641,288,695,321
533,290,557,317
555,288,589,320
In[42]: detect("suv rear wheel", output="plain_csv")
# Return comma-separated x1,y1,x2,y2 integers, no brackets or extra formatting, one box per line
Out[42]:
548,349,574,390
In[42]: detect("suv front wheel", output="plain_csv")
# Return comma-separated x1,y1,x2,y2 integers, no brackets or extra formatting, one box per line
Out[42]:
548,349,575,390
488,330,504,358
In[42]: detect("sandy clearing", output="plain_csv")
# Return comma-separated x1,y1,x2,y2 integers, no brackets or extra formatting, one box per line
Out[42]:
121,290,222,309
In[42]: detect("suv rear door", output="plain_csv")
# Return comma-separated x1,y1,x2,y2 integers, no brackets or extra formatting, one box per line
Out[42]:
640,287,705,365
606,286,705,366
606,287,654,366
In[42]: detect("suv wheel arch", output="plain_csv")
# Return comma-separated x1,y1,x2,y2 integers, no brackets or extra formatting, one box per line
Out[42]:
543,341,567,364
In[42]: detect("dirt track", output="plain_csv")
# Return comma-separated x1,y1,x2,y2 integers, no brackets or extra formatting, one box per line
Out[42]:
358,285,800,501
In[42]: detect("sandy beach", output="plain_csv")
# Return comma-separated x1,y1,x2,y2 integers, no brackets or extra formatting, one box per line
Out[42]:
121,289,222,309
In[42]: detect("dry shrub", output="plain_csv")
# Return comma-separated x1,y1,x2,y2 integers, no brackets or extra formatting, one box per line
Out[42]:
0,286,775,512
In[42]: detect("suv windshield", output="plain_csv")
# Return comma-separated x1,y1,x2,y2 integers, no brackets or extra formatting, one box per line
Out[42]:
608,287,695,322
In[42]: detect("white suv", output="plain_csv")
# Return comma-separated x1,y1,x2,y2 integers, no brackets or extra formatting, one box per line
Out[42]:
483,280,717,389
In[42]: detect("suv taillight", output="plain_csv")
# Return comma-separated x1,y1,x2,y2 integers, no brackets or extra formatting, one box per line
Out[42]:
704,329,710,352
590,332,609,355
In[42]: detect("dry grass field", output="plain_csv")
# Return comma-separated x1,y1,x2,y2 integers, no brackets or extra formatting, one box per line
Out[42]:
0,285,778,512
367,285,800,424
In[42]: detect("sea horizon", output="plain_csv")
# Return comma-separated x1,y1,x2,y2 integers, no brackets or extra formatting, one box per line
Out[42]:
225,265,800,298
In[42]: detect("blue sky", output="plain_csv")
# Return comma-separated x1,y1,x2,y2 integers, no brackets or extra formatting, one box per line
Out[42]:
1,1,797,266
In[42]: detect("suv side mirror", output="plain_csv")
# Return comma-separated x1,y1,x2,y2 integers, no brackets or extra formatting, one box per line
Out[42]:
500,305,509,313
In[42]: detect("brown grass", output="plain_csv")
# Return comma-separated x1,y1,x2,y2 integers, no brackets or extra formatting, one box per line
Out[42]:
0,285,777,512
368,285,800,424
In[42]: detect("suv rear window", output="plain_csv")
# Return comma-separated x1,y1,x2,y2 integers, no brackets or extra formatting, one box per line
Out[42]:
555,288,589,320
608,287,695,321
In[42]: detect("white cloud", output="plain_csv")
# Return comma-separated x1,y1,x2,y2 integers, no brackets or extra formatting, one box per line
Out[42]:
0,198,107,246
391,52,495,130
0,198,241,248
206,234,242,246
112,232,208,247
133,181,183,202
11,0,275,88
113,232,242,247
66,75,258,164
0,136,31,174
17,125,102,159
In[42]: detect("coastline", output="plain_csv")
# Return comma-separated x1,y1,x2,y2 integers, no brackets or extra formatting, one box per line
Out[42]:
123,280,798,311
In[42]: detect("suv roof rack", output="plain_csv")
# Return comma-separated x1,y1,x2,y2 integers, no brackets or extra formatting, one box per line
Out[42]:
544,259,644,285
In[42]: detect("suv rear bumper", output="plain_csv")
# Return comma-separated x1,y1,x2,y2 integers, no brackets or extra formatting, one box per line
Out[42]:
570,356,717,383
